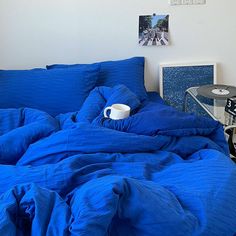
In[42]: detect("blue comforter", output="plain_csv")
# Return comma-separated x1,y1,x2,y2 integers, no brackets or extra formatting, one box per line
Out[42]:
0,85,236,236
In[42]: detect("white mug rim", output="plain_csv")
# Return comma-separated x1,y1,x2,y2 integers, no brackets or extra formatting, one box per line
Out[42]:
111,104,130,112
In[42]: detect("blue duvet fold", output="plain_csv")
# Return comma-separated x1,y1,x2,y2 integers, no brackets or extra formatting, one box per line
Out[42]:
0,85,236,236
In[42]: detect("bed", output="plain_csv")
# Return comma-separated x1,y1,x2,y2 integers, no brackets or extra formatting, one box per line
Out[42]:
0,57,236,236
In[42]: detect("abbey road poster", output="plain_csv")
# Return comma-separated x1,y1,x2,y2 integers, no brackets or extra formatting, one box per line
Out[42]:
139,14,169,46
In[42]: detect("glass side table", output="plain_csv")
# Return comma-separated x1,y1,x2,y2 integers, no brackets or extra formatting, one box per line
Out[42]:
184,86,236,160
184,87,236,126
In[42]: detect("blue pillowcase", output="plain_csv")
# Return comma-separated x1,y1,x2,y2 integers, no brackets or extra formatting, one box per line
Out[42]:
0,65,100,116
46,57,147,100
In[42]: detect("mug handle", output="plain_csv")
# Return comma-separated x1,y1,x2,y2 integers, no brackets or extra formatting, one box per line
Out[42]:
104,107,112,118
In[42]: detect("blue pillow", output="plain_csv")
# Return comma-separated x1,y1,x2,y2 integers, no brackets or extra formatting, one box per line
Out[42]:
46,57,147,100
0,65,100,116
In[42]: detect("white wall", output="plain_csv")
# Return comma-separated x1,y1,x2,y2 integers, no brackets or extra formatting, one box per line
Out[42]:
0,0,236,91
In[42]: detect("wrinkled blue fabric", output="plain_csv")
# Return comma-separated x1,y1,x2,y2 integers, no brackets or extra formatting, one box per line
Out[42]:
0,85,236,236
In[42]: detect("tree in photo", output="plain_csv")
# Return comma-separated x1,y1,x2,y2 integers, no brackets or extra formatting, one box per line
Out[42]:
139,16,152,34
155,16,169,32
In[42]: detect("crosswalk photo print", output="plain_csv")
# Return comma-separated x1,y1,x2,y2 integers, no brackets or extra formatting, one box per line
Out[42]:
139,14,169,46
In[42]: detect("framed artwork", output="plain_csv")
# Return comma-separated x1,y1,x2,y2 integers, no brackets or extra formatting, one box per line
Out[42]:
159,62,217,111
139,14,169,46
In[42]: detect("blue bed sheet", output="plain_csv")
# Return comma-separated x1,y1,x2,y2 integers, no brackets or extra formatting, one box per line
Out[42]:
0,85,236,236
147,91,165,104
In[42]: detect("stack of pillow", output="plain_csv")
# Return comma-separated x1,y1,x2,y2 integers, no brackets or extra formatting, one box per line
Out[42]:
0,57,147,116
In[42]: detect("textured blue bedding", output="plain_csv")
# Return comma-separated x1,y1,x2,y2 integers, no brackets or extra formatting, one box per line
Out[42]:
0,85,236,236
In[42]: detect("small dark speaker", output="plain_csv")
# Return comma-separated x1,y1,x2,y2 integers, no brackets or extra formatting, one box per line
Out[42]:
225,97,236,117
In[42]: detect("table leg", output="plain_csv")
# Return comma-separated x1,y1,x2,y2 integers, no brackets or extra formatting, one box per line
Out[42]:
183,91,188,112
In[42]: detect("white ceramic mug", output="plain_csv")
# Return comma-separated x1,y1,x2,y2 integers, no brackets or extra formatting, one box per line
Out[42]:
104,104,131,120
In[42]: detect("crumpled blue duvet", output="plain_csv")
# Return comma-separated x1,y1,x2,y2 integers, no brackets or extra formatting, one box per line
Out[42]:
0,85,236,236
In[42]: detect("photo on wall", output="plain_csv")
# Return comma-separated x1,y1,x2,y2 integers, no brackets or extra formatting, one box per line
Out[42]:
139,14,169,46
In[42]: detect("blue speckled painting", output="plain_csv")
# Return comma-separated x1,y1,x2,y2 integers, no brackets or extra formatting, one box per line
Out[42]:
162,65,215,112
